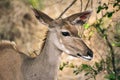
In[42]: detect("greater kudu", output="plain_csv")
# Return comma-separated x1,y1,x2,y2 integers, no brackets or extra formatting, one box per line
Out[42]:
0,9,93,80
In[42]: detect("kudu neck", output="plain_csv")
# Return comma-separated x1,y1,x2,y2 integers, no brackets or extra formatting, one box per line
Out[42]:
22,31,62,80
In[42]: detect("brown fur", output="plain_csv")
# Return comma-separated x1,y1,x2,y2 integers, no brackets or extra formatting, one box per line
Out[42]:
63,22,78,37
0,41,23,80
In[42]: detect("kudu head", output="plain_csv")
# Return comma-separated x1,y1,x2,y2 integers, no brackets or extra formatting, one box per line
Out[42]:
33,9,93,60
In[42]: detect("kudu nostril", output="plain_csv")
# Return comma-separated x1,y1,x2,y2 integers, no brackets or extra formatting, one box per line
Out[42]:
77,53,81,56
87,49,93,57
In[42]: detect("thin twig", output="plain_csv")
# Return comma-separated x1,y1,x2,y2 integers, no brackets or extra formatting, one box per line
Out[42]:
45,0,63,7
95,19,117,79
57,0,77,19
91,0,93,9
80,0,83,12
105,36,117,80
84,0,90,11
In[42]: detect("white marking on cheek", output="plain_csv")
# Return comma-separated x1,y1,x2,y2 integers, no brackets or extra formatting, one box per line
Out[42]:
61,44,70,54
60,39,70,54
64,49,70,54
59,39,62,43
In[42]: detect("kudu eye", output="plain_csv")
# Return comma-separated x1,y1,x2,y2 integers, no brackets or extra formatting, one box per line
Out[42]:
61,32,70,36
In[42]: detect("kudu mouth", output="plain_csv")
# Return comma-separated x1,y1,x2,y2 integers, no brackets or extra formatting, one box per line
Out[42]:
76,49,93,60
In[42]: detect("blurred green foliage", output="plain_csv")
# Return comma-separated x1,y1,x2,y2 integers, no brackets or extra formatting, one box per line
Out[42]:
28,0,44,9
73,60,106,80
83,23,90,29
60,0,120,80
59,62,68,71
113,21,120,47
97,0,120,18
105,72,117,80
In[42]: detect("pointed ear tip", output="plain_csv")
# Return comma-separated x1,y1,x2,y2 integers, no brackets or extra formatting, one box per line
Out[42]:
30,7,39,13
31,8,40,15
30,6,35,11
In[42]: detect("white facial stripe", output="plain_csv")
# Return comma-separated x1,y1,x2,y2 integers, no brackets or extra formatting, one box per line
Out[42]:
52,32,70,54
59,39,70,54
61,44,70,54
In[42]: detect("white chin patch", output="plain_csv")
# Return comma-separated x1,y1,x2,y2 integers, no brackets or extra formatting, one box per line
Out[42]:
81,55,92,60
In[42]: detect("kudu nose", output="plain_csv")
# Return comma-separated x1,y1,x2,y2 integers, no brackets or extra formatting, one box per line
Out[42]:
87,49,93,57
76,49,93,60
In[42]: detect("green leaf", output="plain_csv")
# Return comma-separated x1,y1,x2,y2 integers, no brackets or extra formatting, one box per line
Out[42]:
73,67,81,75
69,63,75,68
59,62,68,71
88,30,94,40
113,3,117,7
103,3,108,10
112,42,120,47
83,23,90,29
105,73,116,80
97,6,104,13
28,0,44,9
95,62,100,69
59,65,64,71
107,12,114,18
118,75,120,80
81,64,92,71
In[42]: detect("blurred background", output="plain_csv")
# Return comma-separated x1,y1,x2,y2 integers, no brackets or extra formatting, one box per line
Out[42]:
0,0,120,80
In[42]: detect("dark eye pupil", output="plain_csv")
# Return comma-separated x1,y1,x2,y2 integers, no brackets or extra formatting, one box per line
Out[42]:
62,32,70,36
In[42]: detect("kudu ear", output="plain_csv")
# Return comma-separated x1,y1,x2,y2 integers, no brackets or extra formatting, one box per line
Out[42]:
64,11,92,25
32,8,54,25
